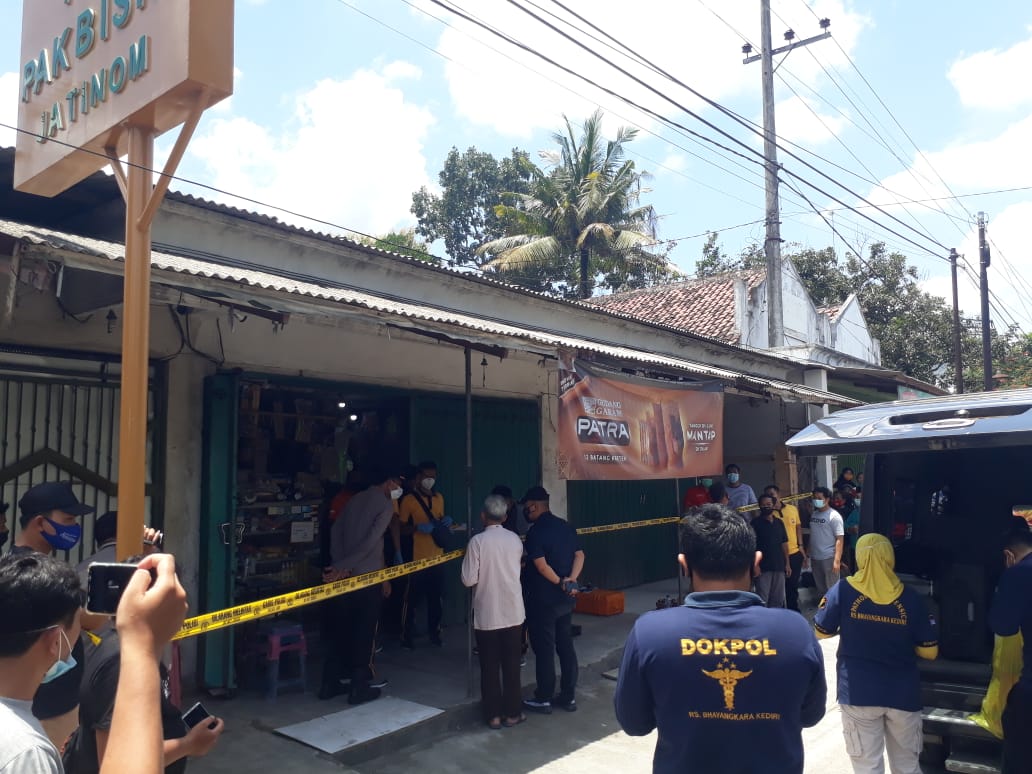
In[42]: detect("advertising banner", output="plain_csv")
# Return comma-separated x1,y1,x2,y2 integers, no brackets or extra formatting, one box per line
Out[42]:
557,356,724,481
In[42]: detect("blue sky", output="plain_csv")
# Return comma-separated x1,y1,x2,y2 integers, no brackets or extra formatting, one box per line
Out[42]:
3,1,1032,330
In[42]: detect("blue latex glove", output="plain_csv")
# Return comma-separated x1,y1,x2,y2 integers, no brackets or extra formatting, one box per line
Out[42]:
393,550,404,565
441,516,453,528
417,522,435,534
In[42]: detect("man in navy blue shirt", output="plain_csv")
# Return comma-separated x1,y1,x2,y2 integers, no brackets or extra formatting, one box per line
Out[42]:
615,503,826,774
520,486,584,715
989,523,1032,774
814,534,937,774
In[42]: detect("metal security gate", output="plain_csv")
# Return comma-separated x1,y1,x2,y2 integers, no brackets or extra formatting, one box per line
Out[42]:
0,350,166,564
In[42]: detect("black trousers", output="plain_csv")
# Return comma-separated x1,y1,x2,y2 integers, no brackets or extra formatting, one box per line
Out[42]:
320,585,381,691
475,625,523,721
1003,684,1032,774
527,609,578,703
786,551,804,612
403,563,444,640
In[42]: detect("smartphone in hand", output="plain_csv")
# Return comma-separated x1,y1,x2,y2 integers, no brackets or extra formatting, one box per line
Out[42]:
182,701,218,730
86,563,142,615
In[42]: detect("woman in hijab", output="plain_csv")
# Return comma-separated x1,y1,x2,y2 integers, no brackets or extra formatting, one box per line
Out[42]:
813,534,939,774
833,467,858,493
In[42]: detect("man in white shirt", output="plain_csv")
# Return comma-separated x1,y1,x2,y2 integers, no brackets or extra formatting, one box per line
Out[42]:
461,495,526,729
809,486,845,600
0,552,83,774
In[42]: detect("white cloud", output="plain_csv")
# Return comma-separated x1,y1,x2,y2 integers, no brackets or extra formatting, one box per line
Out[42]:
0,72,18,147
948,29,1032,110
773,94,848,146
188,62,435,236
421,0,870,139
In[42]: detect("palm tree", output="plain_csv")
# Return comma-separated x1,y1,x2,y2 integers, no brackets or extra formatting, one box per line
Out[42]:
478,110,668,299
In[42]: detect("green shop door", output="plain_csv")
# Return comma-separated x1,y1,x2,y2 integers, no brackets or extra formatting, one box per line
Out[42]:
409,394,541,626
199,372,239,692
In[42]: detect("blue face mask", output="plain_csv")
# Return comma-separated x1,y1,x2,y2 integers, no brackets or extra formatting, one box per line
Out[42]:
42,518,81,552
813,499,826,509
727,473,740,484
701,478,713,487
854,499,861,508
41,627,77,684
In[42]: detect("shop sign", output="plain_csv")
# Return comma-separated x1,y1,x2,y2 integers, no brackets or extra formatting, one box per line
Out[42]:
15,0,234,196
557,356,724,481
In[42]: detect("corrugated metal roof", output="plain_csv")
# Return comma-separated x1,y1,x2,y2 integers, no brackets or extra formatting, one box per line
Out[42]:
1,219,859,407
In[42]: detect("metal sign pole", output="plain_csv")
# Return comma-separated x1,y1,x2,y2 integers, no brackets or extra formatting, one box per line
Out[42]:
674,478,682,601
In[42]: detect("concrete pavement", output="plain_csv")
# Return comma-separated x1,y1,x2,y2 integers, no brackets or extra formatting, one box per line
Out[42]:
187,578,944,773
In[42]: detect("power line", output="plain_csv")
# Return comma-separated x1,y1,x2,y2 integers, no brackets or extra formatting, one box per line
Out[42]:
432,0,950,262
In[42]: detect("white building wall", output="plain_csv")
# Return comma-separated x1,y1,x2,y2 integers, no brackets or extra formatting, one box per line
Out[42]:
830,299,880,365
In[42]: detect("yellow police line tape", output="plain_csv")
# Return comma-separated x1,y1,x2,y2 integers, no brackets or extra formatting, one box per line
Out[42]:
173,491,815,640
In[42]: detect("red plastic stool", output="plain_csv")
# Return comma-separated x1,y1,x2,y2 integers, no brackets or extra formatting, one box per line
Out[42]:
258,622,307,699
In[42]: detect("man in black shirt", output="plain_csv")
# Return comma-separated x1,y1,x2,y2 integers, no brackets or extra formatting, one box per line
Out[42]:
65,622,223,773
520,486,585,714
751,494,789,608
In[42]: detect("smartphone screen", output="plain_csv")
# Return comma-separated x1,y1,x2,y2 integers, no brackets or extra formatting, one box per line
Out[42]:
182,701,212,729
85,563,138,615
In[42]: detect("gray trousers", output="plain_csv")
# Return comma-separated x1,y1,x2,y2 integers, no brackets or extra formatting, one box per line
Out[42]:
812,557,840,600
841,704,922,774
754,570,786,608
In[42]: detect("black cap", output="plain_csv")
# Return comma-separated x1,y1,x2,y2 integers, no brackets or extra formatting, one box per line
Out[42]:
94,511,118,546
519,485,550,503
18,482,95,521
490,485,513,499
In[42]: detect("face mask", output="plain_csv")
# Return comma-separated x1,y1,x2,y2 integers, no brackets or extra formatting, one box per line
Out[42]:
727,473,740,484
389,487,403,500
42,518,81,552
422,477,436,491
813,499,825,509
854,499,861,508
42,627,77,684
759,507,774,517
701,478,713,488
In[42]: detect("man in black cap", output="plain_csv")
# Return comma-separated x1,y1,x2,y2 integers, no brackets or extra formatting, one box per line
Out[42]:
520,486,584,714
8,481,94,749
11,482,93,559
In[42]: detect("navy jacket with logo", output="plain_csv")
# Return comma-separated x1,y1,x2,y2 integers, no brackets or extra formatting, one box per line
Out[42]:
615,590,827,774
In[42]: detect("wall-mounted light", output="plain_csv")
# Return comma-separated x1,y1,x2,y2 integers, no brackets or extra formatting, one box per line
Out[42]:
349,413,359,422
338,400,348,409
106,309,117,334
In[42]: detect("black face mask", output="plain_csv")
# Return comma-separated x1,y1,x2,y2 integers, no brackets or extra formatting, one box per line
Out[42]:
759,508,774,517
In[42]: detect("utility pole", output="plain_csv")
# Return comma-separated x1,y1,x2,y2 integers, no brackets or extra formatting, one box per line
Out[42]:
978,212,993,391
949,248,964,394
745,7,831,349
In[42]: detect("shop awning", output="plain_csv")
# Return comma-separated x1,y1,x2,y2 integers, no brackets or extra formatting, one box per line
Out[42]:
0,219,859,408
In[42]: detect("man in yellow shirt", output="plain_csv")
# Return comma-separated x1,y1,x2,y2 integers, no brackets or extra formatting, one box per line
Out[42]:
766,484,806,613
398,461,449,648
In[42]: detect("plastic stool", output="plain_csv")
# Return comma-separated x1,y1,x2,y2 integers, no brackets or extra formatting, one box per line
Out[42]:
258,623,307,699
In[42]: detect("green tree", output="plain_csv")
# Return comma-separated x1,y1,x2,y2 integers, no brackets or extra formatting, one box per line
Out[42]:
411,147,533,268
358,228,437,264
478,110,676,299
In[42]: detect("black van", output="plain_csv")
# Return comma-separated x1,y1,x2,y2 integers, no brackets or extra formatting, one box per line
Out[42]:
786,389,1031,774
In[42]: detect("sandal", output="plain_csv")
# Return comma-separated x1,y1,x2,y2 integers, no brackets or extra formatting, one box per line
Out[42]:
487,717,503,730
503,714,527,727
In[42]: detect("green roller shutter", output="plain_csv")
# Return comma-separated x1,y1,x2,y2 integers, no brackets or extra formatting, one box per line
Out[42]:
567,478,685,589
409,394,541,625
